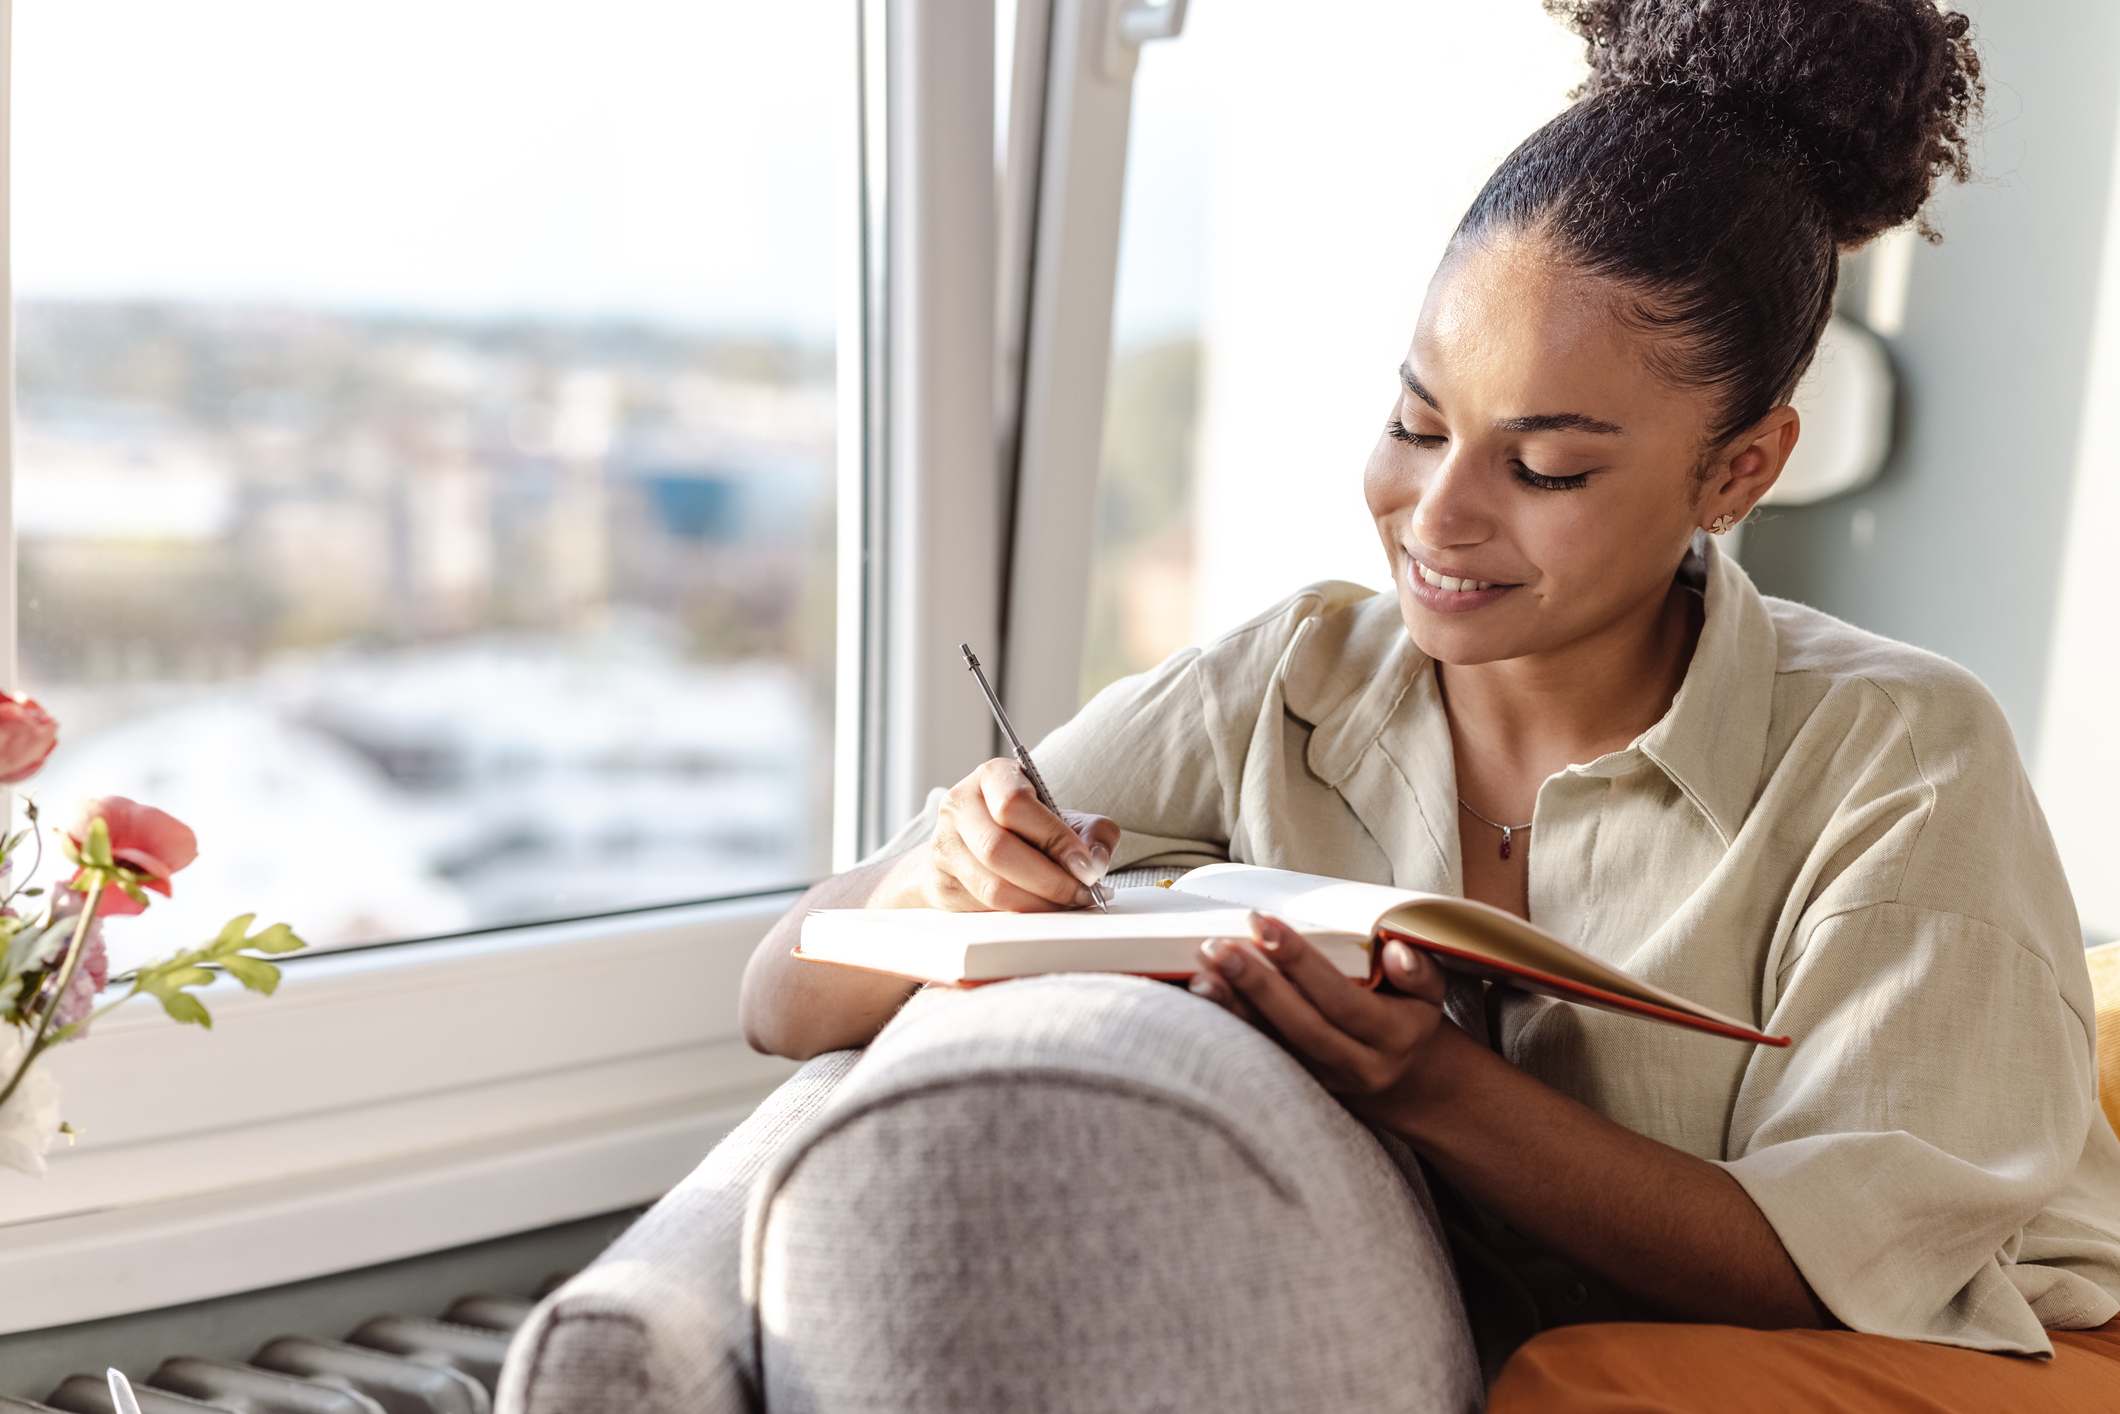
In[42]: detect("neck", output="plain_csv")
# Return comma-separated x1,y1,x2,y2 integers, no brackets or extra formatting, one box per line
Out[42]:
1438,573,1704,790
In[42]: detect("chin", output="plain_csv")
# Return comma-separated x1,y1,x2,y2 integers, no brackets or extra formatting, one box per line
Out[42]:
1393,589,1514,667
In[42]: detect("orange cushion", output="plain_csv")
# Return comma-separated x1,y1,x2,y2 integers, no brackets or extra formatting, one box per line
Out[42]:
2086,941,2120,1142
1490,1317,2120,1413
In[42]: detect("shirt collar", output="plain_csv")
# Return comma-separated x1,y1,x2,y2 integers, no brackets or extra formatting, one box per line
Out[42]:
1287,534,1779,850
1628,535,1779,847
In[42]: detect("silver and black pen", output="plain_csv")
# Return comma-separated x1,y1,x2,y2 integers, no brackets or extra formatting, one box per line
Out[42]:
959,643,1111,912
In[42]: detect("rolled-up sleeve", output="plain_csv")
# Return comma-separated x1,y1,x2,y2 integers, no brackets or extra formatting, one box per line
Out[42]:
1714,899,2095,1354
862,644,1236,874
1032,648,1234,871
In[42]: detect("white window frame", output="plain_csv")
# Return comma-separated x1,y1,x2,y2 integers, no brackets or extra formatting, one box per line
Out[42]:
998,0,1184,746
0,0,1011,1331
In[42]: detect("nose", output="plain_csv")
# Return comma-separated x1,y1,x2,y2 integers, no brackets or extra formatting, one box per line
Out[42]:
1407,446,1497,551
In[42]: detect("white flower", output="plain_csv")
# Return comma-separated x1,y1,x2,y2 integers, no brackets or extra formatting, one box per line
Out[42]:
0,1027,61,1177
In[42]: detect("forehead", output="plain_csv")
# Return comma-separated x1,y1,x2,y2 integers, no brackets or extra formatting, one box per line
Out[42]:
1410,230,1682,426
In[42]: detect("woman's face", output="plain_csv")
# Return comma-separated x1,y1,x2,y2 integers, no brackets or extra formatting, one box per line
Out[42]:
1364,228,1755,667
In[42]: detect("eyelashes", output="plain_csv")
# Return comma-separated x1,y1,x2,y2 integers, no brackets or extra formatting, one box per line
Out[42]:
1385,418,1592,493
1512,464,1592,492
1384,417,1440,448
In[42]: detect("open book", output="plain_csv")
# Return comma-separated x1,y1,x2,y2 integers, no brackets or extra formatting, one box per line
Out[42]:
797,862,1789,1047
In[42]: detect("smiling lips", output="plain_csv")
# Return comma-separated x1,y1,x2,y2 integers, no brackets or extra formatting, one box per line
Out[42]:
1407,559,1509,593
1399,551,1517,610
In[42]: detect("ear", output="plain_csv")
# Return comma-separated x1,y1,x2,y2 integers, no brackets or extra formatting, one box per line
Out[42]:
1703,405,1801,517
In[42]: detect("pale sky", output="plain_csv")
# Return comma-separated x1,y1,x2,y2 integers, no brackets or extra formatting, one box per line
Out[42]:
12,1,1212,342
14,2,848,335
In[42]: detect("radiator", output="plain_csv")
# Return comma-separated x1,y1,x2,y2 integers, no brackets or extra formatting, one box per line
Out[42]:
2,1283,555,1414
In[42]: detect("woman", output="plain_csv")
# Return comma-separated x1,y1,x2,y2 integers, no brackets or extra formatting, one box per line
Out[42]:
742,0,2120,1402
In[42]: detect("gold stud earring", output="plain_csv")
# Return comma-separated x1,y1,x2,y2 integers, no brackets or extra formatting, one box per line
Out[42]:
1707,512,1737,535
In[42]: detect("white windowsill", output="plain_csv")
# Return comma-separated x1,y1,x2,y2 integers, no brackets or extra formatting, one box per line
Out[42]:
0,892,803,1334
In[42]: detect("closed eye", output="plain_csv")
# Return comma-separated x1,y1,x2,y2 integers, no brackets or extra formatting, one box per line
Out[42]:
1386,417,1445,448
1513,462,1593,492
1389,418,1593,492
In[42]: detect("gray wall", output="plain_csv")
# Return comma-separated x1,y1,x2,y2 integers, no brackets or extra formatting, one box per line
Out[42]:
1738,0,2120,761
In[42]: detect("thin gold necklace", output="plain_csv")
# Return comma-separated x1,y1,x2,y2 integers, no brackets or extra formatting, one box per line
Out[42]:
1457,797,1532,861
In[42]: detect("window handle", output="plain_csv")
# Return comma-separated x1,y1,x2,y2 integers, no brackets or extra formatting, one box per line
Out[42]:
1116,0,1190,46
1100,0,1190,80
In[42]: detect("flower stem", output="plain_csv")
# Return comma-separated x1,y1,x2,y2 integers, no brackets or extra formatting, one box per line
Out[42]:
0,874,105,1113
0,806,45,914
69,983,141,1036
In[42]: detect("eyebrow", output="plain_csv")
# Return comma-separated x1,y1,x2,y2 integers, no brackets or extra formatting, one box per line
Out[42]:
1399,362,1625,436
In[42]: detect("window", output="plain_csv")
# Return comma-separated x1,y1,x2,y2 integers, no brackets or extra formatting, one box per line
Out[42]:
1082,3,1583,699
12,1,844,967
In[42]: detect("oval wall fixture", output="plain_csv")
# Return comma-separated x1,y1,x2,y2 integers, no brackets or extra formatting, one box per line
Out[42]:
1770,313,1897,507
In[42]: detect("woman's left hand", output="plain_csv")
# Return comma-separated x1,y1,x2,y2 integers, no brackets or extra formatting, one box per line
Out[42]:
1188,912,1451,1131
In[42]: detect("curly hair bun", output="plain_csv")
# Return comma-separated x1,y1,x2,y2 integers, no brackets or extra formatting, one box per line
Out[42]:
1549,0,1983,247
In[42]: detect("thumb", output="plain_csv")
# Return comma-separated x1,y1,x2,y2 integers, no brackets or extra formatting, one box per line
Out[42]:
1382,939,1446,1004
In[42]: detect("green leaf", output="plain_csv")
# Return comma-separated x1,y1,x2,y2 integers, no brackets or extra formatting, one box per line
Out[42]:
154,990,212,1028
199,915,306,958
18,887,42,898
138,964,215,999
208,914,259,957
6,916,74,978
217,955,280,996
0,828,28,865
246,923,306,956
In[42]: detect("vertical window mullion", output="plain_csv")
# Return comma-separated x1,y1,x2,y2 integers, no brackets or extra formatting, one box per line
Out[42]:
999,0,1162,746
870,0,1002,842
836,0,887,866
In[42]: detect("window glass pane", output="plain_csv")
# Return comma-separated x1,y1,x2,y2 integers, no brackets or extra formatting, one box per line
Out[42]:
13,2,842,964
1084,5,1581,700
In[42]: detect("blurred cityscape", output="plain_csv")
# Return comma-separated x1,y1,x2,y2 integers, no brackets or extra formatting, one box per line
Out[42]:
11,298,836,969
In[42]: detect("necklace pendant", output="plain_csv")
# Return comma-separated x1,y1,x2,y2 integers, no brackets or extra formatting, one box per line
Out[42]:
1499,826,1513,861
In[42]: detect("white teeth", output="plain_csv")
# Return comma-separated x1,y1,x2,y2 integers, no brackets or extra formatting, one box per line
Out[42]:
1414,559,1495,593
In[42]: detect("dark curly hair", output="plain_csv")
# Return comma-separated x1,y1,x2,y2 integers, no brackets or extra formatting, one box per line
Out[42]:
1455,0,1983,454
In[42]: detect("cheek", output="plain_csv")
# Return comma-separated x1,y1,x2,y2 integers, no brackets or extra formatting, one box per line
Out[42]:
1517,508,1596,585
1363,442,1407,521
1521,486,1686,599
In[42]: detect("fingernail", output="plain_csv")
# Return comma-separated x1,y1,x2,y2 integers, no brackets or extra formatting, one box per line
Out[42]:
1207,940,1244,979
1090,843,1111,875
1385,940,1416,972
1064,852,1098,885
1074,885,1094,906
1188,974,1219,999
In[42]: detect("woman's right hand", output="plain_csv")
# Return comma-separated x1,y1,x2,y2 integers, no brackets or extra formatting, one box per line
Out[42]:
869,757,1119,912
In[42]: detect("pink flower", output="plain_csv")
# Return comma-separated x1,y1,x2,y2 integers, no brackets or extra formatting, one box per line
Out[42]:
0,693,58,785
65,796,199,917
49,917,107,1034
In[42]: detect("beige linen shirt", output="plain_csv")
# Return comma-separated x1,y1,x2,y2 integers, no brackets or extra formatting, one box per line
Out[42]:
884,537,2120,1354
